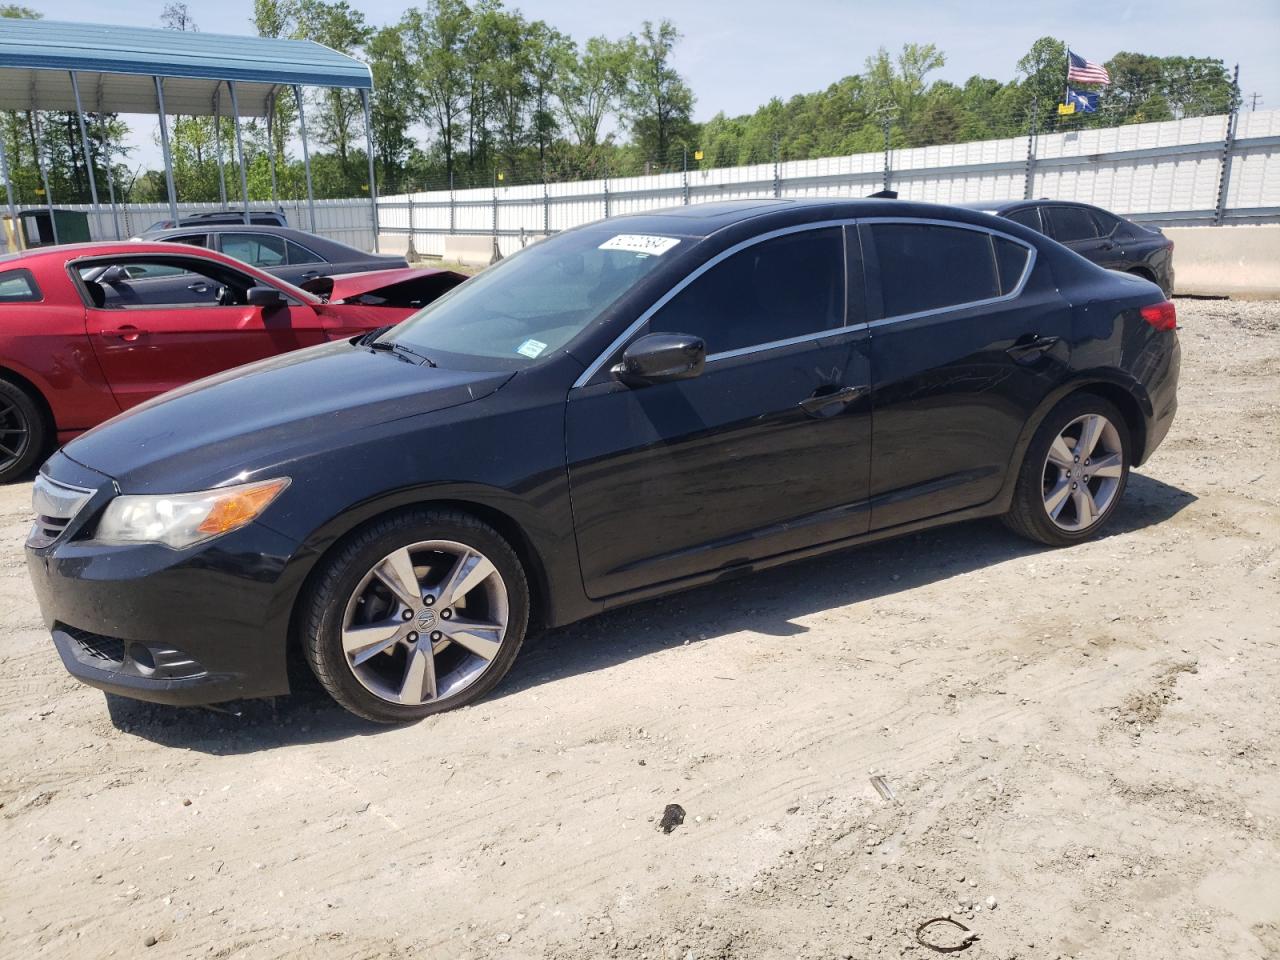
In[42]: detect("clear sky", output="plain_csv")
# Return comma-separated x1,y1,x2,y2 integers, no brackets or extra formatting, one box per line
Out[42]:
24,0,1280,166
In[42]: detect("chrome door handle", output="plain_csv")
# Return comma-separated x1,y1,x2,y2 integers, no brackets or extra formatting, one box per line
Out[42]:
799,384,867,418
1006,334,1059,363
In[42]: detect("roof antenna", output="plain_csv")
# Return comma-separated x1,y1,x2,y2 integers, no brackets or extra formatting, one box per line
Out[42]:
866,189,898,199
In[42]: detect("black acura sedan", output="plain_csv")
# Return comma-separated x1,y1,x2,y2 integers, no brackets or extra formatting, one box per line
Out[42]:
957,199,1175,297
25,199,1180,723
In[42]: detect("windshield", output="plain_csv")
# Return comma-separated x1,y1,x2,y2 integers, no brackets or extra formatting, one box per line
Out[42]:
384,224,683,364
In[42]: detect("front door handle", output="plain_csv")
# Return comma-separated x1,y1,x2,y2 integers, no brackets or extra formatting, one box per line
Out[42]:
187,281,210,293
798,384,867,419
300,270,321,281
101,325,147,342
1006,334,1060,363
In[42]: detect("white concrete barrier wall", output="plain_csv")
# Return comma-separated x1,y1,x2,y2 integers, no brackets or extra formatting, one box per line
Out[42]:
1165,225,1280,298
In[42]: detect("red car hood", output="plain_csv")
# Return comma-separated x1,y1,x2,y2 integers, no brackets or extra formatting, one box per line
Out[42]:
303,267,469,303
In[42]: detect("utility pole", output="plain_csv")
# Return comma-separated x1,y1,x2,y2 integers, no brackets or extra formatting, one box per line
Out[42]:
1247,92,1261,112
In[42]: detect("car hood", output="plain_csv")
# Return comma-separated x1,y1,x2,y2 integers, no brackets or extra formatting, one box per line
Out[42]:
62,340,514,492
302,267,466,302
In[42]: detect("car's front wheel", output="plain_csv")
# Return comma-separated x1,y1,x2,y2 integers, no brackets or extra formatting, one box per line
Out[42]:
1004,393,1131,547
300,508,530,722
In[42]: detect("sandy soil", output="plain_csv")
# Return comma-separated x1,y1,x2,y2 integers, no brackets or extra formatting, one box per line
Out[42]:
1,299,1277,960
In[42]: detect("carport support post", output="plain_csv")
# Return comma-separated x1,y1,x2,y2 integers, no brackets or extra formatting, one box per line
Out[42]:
266,89,279,209
96,109,121,240
294,85,317,234
0,127,16,247
31,108,58,244
360,89,380,253
227,82,251,226
213,86,228,210
154,77,179,227
69,72,101,220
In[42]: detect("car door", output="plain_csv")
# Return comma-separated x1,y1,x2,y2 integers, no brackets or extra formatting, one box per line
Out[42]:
566,223,873,600
80,254,327,409
861,218,1071,530
1043,204,1116,267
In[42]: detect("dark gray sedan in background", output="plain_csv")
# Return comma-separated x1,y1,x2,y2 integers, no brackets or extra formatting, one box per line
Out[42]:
137,224,408,286
958,199,1174,297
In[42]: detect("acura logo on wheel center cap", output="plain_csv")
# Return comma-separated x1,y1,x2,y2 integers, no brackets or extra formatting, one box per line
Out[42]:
417,609,437,629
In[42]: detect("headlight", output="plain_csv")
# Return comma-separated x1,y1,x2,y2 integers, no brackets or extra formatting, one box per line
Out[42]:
95,478,290,549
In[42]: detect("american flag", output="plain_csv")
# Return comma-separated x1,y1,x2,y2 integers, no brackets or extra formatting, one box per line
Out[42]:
1068,50,1111,85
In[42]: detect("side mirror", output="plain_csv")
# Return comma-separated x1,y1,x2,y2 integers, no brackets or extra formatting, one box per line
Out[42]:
246,285,286,308
100,264,129,285
612,332,706,387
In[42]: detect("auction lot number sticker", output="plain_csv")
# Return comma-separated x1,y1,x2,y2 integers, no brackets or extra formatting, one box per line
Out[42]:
598,234,681,256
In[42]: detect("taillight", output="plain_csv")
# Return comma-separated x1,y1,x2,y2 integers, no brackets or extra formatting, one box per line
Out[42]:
1140,300,1177,331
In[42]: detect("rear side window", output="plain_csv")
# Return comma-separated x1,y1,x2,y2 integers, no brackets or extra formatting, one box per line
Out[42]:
1005,207,1043,233
286,240,325,265
649,227,846,355
869,223,1000,317
0,268,40,303
1091,209,1122,236
1045,206,1100,243
993,237,1031,295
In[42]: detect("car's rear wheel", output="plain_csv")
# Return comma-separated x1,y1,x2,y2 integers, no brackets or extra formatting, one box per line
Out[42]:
300,508,529,723
0,380,47,484
1004,393,1131,547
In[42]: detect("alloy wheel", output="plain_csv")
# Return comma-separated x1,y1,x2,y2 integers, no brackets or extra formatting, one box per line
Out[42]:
1041,413,1125,532
340,540,510,706
0,399,30,474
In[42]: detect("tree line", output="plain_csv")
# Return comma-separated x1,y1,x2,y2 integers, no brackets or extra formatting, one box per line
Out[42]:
0,1,1240,207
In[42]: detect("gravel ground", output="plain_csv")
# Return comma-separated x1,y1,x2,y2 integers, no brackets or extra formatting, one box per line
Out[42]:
0,298,1277,960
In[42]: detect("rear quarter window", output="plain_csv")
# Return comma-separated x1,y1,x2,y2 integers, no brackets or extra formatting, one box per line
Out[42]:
0,268,41,303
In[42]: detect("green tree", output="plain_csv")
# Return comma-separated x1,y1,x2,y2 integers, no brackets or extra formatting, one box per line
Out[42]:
623,20,695,162
402,0,471,183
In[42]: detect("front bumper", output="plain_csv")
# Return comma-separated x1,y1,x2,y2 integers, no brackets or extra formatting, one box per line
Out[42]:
25,453,309,707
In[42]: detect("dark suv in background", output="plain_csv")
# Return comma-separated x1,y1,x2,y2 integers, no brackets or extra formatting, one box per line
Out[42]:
959,200,1174,296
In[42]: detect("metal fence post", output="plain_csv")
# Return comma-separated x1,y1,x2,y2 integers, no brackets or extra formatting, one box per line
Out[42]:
542,171,550,235
682,145,690,204
406,193,417,260
881,115,893,193
772,137,781,198
603,172,611,219
449,170,455,236
1213,64,1241,225
1024,96,1039,201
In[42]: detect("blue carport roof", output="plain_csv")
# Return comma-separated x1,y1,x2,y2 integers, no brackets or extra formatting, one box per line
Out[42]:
0,18,371,116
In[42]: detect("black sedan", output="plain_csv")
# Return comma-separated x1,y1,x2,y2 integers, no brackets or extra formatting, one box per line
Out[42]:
27,199,1180,723
136,224,408,287
958,200,1174,297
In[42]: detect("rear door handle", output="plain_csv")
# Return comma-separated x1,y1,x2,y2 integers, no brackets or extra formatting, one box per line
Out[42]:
300,270,321,281
187,282,210,293
1006,334,1060,363
799,384,867,418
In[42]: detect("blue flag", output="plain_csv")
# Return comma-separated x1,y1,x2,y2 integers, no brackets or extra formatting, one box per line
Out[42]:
1065,86,1099,114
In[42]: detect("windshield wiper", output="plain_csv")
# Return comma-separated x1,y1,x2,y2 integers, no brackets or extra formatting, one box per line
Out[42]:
366,338,437,367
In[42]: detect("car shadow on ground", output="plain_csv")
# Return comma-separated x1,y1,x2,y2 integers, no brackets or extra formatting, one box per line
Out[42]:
104,472,1195,754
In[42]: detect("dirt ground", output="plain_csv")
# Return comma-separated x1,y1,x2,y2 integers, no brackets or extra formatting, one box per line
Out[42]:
1,298,1277,960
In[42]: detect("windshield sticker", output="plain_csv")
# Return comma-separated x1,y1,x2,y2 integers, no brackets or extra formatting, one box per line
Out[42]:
598,234,680,256
517,338,548,359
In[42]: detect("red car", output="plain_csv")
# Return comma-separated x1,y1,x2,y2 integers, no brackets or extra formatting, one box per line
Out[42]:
0,242,466,482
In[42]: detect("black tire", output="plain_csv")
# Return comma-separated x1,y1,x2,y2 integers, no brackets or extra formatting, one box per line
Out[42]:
299,507,530,723
0,379,48,484
1003,393,1131,547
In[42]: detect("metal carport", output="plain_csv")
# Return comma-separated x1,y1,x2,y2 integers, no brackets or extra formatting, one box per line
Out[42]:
0,18,378,247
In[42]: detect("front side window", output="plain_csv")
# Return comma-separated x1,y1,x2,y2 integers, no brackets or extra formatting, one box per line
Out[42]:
221,233,287,267
1045,206,1100,243
77,258,265,309
869,223,1001,317
0,268,41,303
1005,208,1043,233
648,227,846,355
